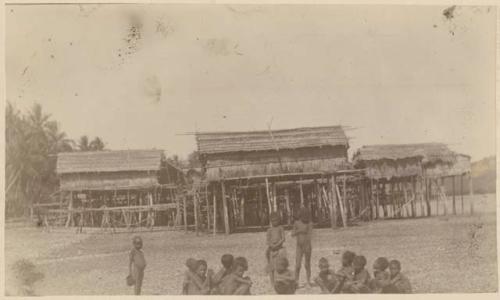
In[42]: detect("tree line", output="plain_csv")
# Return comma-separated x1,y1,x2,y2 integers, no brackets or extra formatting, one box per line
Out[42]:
5,102,106,217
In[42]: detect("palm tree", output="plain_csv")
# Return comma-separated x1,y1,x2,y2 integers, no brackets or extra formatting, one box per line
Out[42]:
78,135,90,151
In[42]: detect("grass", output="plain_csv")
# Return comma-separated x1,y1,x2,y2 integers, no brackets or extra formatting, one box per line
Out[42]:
4,194,497,295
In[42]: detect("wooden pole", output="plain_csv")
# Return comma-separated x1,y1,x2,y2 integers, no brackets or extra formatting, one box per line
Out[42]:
183,194,188,233
435,178,440,216
375,180,380,219
330,175,338,228
452,175,456,215
335,183,347,228
460,174,464,215
285,188,291,226
299,179,304,208
258,186,264,226
66,192,73,227
273,183,278,213
342,175,347,218
221,181,230,234
205,185,210,231
213,187,217,235
469,172,474,215
425,178,431,217
411,177,417,218
442,178,448,216
194,193,199,235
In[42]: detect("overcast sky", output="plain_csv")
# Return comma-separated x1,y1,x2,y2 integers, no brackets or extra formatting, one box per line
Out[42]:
6,4,496,161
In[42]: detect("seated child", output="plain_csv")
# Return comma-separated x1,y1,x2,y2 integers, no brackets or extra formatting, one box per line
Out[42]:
266,212,287,285
369,257,390,293
184,259,213,295
384,260,412,293
273,257,296,294
313,257,338,294
219,256,252,295
336,251,355,282
211,254,234,294
343,255,371,293
182,258,197,295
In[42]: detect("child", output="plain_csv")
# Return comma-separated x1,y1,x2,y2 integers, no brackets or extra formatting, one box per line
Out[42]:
129,236,146,295
369,257,390,293
211,254,234,294
273,257,296,294
292,208,313,287
344,255,371,293
336,251,355,281
266,212,286,285
182,258,198,295
184,259,213,295
313,257,338,293
219,256,252,295
384,260,412,293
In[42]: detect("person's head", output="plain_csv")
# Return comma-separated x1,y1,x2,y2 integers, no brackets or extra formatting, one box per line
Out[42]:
299,208,311,223
341,251,356,267
221,254,234,269
373,257,389,272
353,255,367,273
318,257,330,272
195,260,208,277
389,260,401,277
233,256,248,276
132,236,143,250
270,212,281,227
185,258,198,272
275,257,289,273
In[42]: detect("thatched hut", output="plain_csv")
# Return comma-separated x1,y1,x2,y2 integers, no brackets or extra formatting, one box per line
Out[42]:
353,143,473,219
53,149,185,229
194,126,366,234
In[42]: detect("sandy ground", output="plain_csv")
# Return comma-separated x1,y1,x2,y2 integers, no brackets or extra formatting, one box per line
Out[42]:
4,194,498,295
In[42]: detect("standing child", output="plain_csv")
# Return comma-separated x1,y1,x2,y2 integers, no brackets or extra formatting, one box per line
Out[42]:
344,255,371,293
219,256,252,295
292,208,313,287
266,212,286,285
369,257,390,293
313,257,338,293
129,236,146,295
185,260,213,295
385,260,412,293
211,254,234,294
273,257,296,294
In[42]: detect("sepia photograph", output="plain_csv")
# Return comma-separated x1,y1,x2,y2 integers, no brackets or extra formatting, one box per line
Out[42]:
3,1,498,296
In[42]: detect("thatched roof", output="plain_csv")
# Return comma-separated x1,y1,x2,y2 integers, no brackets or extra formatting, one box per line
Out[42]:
353,143,457,165
196,126,348,155
57,149,165,174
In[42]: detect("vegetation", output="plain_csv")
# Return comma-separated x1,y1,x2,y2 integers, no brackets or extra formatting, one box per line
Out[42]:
5,102,105,217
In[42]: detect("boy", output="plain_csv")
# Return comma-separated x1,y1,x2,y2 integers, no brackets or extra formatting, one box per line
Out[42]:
219,256,252,295
266,212,286,285
273,257,296,294
211,254,234,294
292,208,313,287
129,236,146,295
370,257,390,293
182,258,198,295
385,260,412,293
336,251,355,281
313,257,337,293
185,260,213,295
343,255,371,293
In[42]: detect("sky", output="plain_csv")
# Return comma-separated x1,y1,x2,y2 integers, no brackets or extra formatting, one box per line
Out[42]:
6,4,496,161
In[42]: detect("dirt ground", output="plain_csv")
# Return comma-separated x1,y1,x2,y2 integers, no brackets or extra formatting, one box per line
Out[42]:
4,194,498,295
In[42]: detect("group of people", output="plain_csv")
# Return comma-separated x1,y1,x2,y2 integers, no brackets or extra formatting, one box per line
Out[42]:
126,208,411,295
266,208,412,294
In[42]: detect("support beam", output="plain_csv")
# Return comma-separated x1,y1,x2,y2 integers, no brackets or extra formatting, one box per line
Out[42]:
213,188,217,235
469,172,474,215
452,175,456,215
194,193,199,235
330,176,338,228
285,188,291,226
299,179,304,208
183,194,188,233
335,183,347,228
460,174,464,215
221,181,230,234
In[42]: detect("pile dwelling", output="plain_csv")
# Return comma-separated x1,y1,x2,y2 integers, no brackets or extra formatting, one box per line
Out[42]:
34,149,186,230
353,143,473,219
194,126,371,235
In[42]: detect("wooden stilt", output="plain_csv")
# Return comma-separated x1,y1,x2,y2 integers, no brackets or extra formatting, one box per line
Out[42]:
441,177,448,216
66,192,73,227
460,174,464,215
285,188,291,225
331,176,338,228
299,179,304,208
342,175,347,218
258,186,264,226
221,181,230,234
213,187,217,235
435,178,440,216
375,180,380,219
335,183,347,228
469,172,474,215
272,183,278,213
411,177,417,218
194,193,199,235
183,194,188,233
452,175,456,215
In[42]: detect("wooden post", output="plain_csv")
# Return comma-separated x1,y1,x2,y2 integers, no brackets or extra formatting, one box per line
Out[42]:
469,172,474,215
425,178,431,217
360,180,366,220
452,175,456,215
183,194,188,233
335,183,347,228
206,185,210,231
442,178,448,216
285,188,291,225
272,183,278,213
258,186,264,226
221,181,230,234
375,180,380,219
342,175,347,218
299,179,304,208
240,193,245,227
213,188,217,235
194,193,199,235
411,177,417,218
435,178,440,216
330,175,338,228
66,192,73,227
460,174,464,215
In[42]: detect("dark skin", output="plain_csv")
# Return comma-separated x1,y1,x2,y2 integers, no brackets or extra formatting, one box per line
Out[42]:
314,262,337,293
185,264,214,295
128,238,142,275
